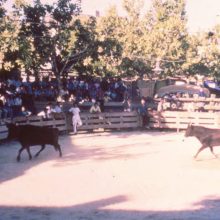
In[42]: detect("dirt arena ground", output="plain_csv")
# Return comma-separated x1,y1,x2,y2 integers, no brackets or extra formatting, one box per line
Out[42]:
1,130,220,220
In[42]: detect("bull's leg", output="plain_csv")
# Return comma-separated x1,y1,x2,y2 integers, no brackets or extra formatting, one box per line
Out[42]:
209,146,218,158
194,145,207,159
26,147,32,160
17,147,25,162
35,145,46,157
55,144,62,157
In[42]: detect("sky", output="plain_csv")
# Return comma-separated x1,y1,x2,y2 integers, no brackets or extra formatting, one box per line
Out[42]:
3,0,220,33
81,0,220,33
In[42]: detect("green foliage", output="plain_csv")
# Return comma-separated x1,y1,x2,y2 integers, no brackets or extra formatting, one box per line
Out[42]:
1,0,220,81
185,31,220,77
96,0,189,78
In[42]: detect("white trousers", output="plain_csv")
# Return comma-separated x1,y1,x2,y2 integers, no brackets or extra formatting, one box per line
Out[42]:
72,115,82,133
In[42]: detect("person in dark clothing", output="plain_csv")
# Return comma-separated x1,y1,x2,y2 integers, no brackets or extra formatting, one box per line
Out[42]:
138,98,150,128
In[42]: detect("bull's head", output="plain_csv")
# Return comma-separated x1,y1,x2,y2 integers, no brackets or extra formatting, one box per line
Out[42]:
185,123,194,137
6,123,19,140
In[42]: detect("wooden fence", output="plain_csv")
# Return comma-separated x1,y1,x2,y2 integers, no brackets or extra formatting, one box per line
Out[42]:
149,111,220,132
0,111,140,140
2,110,220,140
66,111,141,131
0,113,67,141
0,123,8,140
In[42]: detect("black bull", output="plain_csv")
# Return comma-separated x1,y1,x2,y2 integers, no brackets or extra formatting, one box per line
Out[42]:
185,124,220,158
6,123,62,161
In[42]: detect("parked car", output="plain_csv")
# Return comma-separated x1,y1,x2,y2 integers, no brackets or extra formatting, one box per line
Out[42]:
155,84,210,111
204,80,220,97
155,84,210,98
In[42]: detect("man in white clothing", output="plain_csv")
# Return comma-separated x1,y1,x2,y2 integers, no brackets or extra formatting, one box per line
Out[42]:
69,103,82,134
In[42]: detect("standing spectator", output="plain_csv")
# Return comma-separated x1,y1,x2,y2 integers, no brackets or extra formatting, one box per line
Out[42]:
157,98,165,113
69,103,82,135
4,94,13,119
45,102,53,118
37,107,48,119
13,94,22,117
0,94,7,119
123,98,132,112
138,98,150,129
199,88,206,97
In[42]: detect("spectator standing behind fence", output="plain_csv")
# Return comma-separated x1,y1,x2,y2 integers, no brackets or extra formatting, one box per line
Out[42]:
157,98,165,112
138,98,150,129
123,98,132,112
69,103,82,135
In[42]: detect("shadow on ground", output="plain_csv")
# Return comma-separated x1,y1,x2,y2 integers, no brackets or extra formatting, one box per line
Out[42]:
0,134,73,183
0,195,220,220
0,131,171,183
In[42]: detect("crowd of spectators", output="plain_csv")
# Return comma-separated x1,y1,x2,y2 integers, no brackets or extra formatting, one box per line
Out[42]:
0,75,129,120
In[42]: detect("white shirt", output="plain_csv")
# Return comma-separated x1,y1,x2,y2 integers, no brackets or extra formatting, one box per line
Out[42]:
69,107,80,116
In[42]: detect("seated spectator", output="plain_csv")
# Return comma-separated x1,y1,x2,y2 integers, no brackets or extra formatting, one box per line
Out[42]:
90,102,101,114
103,93,111,103
37,103,53,119
51,102,62,114
37,107,50,119
18,106,32,117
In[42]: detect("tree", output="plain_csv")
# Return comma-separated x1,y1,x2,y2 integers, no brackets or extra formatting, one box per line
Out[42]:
141,0,189,78
96,1,150,77
97,0,189,79
0,0,21,73
4,0,84,87
185,30,220,78
95,6,125,77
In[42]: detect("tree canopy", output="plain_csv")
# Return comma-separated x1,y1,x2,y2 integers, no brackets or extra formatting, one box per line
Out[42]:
0,0,220,82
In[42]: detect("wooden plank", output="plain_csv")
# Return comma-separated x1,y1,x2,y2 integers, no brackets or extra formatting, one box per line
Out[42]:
149,111,220,130
121,118,139,123
0,125,7,132
0,133,8,140
56,125,67,131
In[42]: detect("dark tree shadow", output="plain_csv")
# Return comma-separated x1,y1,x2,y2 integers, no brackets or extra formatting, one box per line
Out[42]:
0,195,220,220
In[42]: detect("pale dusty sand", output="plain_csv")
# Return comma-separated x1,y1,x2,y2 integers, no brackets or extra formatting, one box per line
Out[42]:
1,130,220,220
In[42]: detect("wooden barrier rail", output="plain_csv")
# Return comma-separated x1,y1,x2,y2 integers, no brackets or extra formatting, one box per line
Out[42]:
1,110,220,140
149,111,220,132
0,113,67,141
0,111,140,140
0,123,8,140
66,111,141,131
